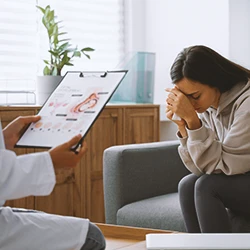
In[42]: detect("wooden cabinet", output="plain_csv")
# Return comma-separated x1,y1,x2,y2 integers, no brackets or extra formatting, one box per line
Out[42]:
124,107,159,144
2,104,159,222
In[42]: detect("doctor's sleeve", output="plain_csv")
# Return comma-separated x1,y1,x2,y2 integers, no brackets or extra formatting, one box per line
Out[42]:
0,150,56,201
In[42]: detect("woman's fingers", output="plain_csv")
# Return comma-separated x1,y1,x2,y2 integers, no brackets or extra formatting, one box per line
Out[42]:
165,88,181,105
166,88,177,97
167,92,176,101
166,104,174,111
165,87,178,93
166,98,173,106
166,89,177,107
166,109,173,120
166,87,183,121
166,104,175,119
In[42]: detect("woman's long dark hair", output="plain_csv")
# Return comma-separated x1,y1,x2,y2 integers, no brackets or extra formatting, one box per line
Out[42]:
170,45,250,92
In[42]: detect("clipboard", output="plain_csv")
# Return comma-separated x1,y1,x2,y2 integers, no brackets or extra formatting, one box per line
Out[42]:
16,70,127,152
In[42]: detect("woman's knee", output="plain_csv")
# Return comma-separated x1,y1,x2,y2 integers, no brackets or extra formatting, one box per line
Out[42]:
195,174,218,196
178,174,199,194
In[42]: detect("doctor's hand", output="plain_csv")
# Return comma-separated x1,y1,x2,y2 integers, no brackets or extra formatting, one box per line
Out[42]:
49,135,88,169
3,115,41,150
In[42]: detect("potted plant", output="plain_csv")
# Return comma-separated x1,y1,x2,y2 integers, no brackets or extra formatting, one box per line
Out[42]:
36,5,94,104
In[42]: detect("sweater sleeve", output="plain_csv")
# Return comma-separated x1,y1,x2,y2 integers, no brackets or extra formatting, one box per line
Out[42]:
177,135,203,176
178,111,250,175
0,150,56,201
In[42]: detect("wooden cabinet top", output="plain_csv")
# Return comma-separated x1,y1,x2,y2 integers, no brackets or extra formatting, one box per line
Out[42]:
0,104,160,111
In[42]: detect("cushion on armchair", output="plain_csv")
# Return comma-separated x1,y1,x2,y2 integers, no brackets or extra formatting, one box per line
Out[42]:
117,193,186,232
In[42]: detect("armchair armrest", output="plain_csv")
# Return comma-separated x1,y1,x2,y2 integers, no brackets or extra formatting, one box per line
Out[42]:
103,140,189,224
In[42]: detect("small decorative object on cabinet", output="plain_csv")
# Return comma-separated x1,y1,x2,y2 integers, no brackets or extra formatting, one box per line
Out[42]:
110,51,156,104
3,104,159,223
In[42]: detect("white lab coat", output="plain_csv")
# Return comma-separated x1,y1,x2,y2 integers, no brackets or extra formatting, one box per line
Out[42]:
0,130,89,250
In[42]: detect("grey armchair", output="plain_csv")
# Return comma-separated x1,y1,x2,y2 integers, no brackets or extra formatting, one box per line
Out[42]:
103,140,189,232
103,140,250,233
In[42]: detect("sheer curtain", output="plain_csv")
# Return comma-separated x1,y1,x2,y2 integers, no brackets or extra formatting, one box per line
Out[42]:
0,0,37,90
0,0,125,91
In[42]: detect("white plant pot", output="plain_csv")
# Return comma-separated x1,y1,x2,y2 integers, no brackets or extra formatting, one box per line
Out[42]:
36,76,63,105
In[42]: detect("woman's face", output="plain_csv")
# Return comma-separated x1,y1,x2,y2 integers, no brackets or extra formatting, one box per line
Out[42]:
175,77,221,113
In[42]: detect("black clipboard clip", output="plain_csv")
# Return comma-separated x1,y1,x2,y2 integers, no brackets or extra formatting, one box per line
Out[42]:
79,71,107,78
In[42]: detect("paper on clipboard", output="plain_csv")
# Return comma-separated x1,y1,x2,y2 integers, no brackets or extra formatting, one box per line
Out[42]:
16,70,127,149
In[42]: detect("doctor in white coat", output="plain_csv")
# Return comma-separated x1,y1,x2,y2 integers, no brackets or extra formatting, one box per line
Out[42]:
0,115,106,250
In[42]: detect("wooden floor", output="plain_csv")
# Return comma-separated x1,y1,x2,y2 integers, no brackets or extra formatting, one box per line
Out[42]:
96,223,175,250
105,237,145,250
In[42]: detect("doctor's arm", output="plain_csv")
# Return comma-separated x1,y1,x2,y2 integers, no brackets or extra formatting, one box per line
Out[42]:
0,134,87,202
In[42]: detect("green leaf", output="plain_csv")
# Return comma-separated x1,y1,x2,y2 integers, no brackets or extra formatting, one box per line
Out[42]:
42,17,48,30
73,51,81,57
81,47,95,52
58,32,68,36
81,51,91,59
53,24,59,37
43,66,51,75
43,60,50,65
58,39,71,43
65,62,74,66
36,6,45,14
61,54,70,64
48,50,59,57
48,10,55,22
48,24,55,37
44,6,51,19
45,5,51,12
65,47,77,53
52,67,58,76
58,43,72,54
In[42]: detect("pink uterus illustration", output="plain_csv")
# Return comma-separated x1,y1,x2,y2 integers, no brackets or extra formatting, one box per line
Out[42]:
70,93,99,114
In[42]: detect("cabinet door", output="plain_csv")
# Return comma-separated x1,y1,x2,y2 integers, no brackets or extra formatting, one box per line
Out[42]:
83,107,123,222
1,110,36,209
124,106,159,144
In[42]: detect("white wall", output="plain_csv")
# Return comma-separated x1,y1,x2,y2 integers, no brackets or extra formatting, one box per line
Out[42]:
126,0,250,141
145,0,229,104
229,0,250,68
